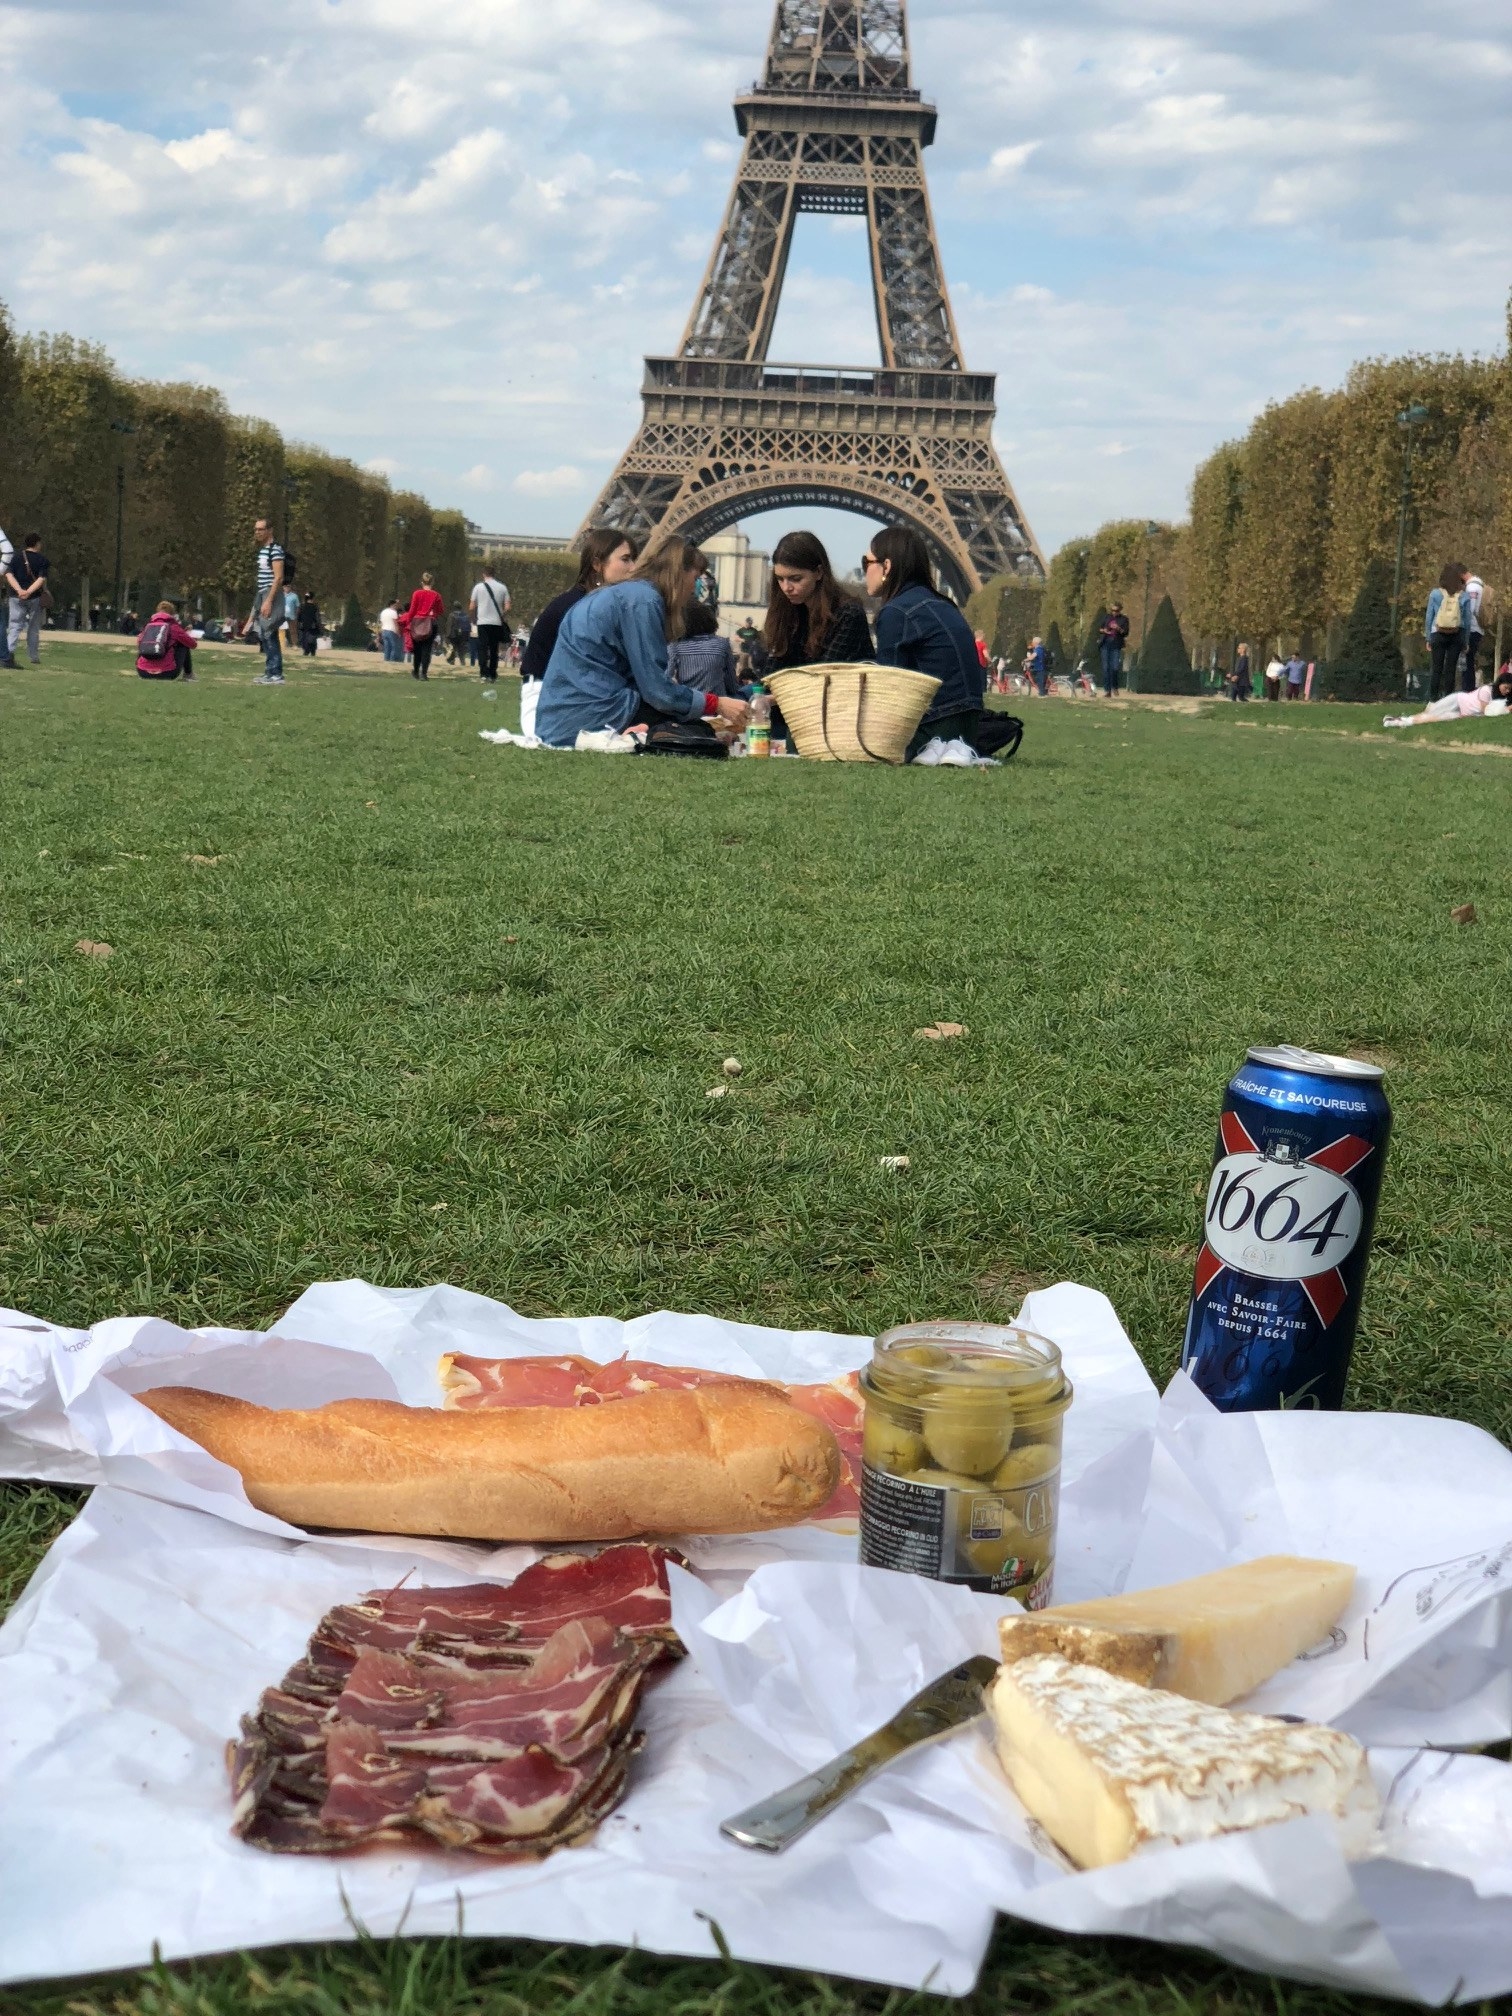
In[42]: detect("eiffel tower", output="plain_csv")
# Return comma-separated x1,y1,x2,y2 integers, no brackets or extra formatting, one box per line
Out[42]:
579,0,1043,601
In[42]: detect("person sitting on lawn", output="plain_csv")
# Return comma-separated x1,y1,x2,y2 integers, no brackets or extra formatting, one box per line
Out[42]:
136,601,197,681
867,526,1008,759
535,536,752,749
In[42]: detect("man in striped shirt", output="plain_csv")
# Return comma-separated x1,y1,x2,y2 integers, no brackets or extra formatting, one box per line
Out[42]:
245,517,286,684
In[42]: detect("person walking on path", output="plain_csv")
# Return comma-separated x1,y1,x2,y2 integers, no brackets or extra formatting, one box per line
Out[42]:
0,524,14,666
521,529,639,738
378,599,403,664
297,592,321,658
1283,650,1306,700
1425,563,1471,701
5,534,50,665
1023,635,1050,696
244,517,287,683
1098,605,1130,696
402,574,445,680
470,567,511,685
1464,571,1486,690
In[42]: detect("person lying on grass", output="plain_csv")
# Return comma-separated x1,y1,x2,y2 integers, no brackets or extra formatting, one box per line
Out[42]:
1384,671,1511,728
535,536,752,749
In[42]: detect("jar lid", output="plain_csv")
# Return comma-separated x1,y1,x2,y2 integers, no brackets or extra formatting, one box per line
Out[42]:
870,1321,1064,1393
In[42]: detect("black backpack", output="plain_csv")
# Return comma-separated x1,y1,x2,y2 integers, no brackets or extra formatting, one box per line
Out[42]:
138,618,173,659
280,547,298,585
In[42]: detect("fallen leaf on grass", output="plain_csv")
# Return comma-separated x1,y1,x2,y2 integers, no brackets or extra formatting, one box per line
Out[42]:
184,854,227,867
706,1084,729,1100
503,935,519,944
1451,903,1479,925
75,940,114,960
880,1155,911,1171
430,1202,448,1212
365,801,379,810
723,1057,743,1077
914,1022,969,1041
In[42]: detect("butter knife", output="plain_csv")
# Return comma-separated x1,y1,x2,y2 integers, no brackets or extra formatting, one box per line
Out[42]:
720,1653,999,1853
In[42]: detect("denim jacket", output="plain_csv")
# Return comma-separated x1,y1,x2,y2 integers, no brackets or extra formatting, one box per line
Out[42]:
536,580,709,745
874,583,985,723
1424,587,1472,643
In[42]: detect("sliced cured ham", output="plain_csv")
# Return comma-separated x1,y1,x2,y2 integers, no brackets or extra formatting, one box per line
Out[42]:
441,1354,865,1522
230,1545,680,1858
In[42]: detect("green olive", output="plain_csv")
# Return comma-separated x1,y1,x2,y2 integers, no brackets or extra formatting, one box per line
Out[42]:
892,1344,953,1371
923,1406,1015,1477
992,1443,1059,1490
961,1513,1034,1580
904,1467,985,1492
863,1412,926,1474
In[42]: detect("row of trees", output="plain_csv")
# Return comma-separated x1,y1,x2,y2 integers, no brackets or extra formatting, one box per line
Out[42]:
0,305,474,620
973,298,1512,699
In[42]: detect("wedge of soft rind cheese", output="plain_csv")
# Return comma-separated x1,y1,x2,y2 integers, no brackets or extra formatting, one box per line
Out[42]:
997,1556,1354,1704
989,1654,1380,1871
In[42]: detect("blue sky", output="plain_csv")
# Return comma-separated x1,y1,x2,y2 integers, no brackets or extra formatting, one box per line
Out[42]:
4,0,1509,573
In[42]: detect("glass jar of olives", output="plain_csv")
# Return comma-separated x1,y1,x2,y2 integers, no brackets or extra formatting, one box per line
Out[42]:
858,1322,1072,1607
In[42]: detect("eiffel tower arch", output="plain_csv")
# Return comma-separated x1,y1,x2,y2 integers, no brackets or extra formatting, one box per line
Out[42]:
579,1,1043,602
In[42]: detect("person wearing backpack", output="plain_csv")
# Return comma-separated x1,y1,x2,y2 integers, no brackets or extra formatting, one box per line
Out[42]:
244,517,287,683
469,569,511,684
400,573,445,679
1425,563,1471,700
136,601,197,680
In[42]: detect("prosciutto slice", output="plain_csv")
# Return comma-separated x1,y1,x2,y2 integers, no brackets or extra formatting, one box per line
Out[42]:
441,1354,865,1521
230,1547,679,1858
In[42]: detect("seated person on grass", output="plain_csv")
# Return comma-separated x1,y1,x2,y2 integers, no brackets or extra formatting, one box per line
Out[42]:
136,602,198,681
534,537,752,749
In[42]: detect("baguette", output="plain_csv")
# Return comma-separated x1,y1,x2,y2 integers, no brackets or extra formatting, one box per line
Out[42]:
137,1382,842,1541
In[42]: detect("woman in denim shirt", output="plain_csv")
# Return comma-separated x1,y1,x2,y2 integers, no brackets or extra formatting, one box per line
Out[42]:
536,538,752,747
865,527,986,758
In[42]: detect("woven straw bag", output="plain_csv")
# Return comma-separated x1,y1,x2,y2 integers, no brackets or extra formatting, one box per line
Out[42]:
766,662,941,765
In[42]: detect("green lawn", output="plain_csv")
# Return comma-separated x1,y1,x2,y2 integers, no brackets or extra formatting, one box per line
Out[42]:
2,642,1510,2016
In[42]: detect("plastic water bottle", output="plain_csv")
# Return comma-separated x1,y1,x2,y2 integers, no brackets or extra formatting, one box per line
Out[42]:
747,684,772,759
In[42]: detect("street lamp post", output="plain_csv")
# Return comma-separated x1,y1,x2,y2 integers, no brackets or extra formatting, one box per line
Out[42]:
109,418,138,624
392,515,408,600
1391,403,1430,696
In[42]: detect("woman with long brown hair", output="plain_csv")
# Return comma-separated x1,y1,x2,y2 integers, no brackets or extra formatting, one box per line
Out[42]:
1425,562,1470,701
535,534,751,747
866,525,990,758
518,527,639,733
762,530,873,670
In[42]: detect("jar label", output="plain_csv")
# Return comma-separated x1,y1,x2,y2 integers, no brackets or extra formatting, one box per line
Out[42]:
860,1462,1055,1601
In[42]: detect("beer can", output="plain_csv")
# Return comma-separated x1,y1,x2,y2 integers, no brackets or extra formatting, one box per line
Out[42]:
1181,1046,1392,1412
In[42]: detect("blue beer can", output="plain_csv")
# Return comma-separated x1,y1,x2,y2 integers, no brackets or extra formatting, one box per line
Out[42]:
1181,1046,1392,1411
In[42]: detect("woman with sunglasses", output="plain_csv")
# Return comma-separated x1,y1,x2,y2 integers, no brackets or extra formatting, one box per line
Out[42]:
863,528,989,759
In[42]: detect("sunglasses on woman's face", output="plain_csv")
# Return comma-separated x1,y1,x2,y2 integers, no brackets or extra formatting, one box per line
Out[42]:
862,555,880,569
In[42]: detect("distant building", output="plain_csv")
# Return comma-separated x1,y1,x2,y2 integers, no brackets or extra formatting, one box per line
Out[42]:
465,520,572,558
704,525,770,638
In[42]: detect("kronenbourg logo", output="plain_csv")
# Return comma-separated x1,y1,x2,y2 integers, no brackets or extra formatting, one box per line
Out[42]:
1192,1112,1373,1325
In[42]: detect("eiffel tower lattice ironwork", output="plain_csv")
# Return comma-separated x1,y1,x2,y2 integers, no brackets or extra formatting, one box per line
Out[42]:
579,0,1043,599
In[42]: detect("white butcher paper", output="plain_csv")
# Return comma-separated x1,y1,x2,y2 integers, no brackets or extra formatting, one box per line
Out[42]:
0,1280,1161,1576
683,1561,1512,2005
0,1489,998,1994
3,1279,1512,1998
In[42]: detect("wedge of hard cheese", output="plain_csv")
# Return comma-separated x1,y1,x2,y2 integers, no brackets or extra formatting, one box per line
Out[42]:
997,1556,1353,1704
989,1654,1380,1870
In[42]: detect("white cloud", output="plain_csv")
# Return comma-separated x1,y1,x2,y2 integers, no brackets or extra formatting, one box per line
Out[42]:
515,466,584,497
0,0,1505,555
458,463,494,491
